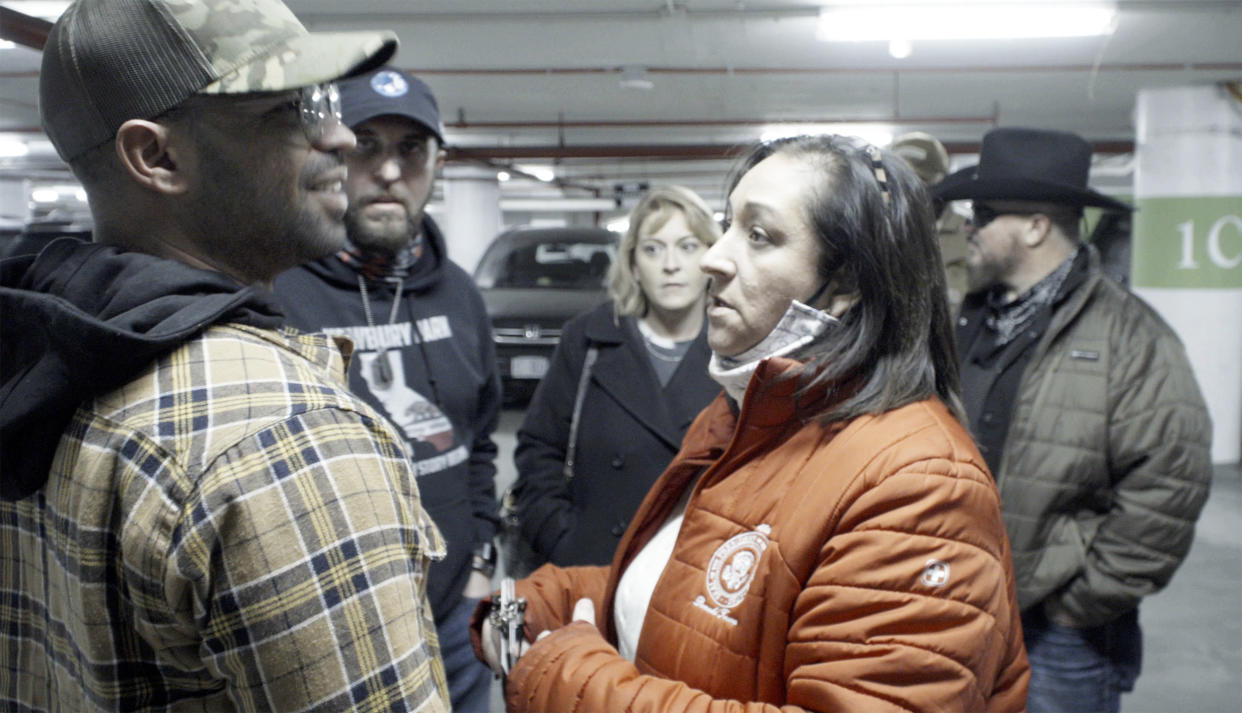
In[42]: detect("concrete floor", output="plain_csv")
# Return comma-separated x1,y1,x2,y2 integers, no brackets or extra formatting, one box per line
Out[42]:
486,408,1239,712
1125,463,1240,713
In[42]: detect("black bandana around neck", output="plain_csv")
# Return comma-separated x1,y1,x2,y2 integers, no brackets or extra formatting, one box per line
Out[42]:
337,232,425,281
985,247,1079,346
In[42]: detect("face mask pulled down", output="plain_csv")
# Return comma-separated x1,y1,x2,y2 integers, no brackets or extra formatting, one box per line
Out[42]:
708,299,839,403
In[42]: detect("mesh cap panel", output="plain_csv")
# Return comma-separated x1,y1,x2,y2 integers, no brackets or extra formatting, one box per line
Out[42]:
39,0,396,162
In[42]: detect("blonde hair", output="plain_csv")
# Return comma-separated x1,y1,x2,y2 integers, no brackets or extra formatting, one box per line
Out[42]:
608,185,721,318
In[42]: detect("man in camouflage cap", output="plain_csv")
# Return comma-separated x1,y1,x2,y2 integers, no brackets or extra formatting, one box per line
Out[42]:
0,1,451,710
891,131,971,313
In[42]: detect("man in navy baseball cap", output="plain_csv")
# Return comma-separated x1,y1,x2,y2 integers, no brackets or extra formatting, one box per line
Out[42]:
339,66,446,144
273,65,503,713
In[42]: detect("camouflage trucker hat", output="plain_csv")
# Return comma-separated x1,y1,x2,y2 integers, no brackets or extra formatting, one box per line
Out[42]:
40,0,398,162
890,131,950,186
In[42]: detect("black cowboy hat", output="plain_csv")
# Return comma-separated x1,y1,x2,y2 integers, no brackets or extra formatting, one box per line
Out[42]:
933,127,1132,212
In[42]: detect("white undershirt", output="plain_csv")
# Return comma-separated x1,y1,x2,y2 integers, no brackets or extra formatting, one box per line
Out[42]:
613,482,694,661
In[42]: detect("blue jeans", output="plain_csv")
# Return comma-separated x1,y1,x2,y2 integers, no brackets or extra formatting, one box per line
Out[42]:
1022,606,1142,713
439,596,495,712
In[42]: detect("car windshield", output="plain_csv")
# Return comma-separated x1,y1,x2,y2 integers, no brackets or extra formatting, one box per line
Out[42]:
476,237,617,289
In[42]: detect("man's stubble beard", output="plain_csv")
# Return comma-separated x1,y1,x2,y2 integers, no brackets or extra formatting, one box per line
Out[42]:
964,239,1021,295
344,208,420,256
965,259,996,294
191,145,346,283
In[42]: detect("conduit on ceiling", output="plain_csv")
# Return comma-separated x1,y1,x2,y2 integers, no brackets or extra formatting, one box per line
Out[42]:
0,5,1213,161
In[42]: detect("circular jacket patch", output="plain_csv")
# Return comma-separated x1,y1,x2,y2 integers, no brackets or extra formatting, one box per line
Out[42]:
705,525,771,610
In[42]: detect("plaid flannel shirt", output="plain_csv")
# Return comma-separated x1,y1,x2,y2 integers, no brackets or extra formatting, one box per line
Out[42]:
1,324,450,712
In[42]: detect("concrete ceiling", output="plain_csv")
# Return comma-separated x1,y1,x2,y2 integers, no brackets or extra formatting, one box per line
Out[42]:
2,0,1240,215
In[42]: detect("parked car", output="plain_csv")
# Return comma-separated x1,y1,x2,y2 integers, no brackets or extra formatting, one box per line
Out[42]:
474,226,618,405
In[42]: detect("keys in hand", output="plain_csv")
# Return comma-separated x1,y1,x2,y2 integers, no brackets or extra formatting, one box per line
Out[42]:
486,577,527,676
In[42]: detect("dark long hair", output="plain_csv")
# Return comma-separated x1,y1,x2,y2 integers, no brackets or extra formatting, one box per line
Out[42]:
727,134,964,423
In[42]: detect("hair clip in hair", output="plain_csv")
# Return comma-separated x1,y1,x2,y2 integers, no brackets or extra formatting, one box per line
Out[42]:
864,144,891,207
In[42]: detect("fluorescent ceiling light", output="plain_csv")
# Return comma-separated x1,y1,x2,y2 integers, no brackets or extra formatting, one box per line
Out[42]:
28,184,85,203
30,187,59,203
0,136,28,157
496,170,511,182
619,65,655,91
502,198,617,212
817,3,1117,42
606,216,631,234
760,123,894,148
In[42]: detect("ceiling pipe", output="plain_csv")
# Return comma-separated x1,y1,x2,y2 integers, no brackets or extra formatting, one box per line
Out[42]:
301,1,1242,25
0,138,1137,178
413,61,1242,77
445,114,997,131
0,111,1005,136
447,141,1137,161
7,61,1235,80
0,4,1192,163
498,197,620,212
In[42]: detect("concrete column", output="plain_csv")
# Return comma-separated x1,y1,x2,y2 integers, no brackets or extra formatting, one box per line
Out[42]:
0,177,28,224
439,164,502,274
1133,84,1242,463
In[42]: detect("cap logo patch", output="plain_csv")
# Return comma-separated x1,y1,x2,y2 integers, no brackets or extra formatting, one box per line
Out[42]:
371,70,409,98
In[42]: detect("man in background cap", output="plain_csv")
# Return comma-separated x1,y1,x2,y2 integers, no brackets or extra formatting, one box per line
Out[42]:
274,65,502,713
891,131,971,313
0,2,451,710
936,127,1211,713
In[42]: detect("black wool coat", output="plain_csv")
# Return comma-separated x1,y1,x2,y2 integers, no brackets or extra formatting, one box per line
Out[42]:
513,301,720,567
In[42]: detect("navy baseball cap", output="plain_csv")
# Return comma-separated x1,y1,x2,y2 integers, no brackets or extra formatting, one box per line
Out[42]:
338,66,445,144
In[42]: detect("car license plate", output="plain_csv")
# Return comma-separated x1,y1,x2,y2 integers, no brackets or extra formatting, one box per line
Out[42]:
511,356,549,379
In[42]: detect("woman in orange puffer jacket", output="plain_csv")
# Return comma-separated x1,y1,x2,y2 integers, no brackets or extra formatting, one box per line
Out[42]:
475,134,1029,713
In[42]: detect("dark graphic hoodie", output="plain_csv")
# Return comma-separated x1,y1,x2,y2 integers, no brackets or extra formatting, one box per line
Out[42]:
0,239,282,501
273,217,501,622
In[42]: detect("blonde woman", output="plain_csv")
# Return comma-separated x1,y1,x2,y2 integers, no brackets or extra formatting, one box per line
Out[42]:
509,185,722,571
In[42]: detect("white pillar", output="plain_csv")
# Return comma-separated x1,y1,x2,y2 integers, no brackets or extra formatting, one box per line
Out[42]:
439,164,502,274
0,177,27,224
1133,85,1242,464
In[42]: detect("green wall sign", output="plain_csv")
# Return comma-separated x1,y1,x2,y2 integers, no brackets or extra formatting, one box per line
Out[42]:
1133,196,1242,288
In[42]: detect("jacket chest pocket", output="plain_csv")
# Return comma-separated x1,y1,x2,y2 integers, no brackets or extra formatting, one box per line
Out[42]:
1014,336,1110,487
1025,338,1108,430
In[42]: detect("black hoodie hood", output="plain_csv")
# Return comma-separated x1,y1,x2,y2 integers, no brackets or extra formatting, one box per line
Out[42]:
300,216,448,293
1,239,283,500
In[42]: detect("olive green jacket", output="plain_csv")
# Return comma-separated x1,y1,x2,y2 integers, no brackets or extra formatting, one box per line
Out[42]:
970,252,1213,627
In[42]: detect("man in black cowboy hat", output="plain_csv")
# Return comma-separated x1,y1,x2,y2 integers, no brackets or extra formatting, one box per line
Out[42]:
936,127,1212,713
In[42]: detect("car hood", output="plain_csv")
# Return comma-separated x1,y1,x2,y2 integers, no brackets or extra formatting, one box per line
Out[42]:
479,287,608,322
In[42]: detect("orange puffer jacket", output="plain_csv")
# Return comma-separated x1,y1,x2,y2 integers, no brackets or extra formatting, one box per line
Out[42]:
488,358,1029,713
